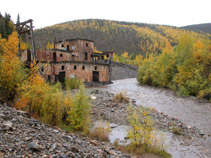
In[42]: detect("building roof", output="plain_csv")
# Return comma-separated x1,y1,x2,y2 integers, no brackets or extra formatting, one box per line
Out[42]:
55,38,94,43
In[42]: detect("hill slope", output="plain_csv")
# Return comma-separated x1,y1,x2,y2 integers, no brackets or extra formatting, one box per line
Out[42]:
34,19,211,55
182,23,211,34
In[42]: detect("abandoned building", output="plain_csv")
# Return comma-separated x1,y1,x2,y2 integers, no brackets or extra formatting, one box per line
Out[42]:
22,38,113,84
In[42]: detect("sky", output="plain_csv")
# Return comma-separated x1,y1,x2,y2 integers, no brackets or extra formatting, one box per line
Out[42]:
0,0,211,29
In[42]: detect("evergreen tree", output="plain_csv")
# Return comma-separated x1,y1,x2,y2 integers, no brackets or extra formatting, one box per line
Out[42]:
0,13,14,39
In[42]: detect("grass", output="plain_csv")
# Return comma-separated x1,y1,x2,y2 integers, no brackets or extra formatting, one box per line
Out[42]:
91,121,111,141
113,92,129,103
113,141,171,158
172,127,181,135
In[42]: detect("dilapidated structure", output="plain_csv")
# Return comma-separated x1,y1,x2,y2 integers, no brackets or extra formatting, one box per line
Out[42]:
31,38,113,84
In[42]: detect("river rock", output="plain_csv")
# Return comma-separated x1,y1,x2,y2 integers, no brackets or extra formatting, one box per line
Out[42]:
187,125,192,129
26,142,41,151
71,147,79,153
91,95,97,100
90,140,98,146
0,113,5,118
3,121,13,130
49,143,57,151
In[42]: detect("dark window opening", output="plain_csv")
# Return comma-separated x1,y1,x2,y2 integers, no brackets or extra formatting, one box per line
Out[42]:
74,65,77,70
55,72,65,84
82,65,85,70
101,56,104,60
61,44,64,47
53,52,56,62
55,75,59,82
60,54,63,57
67,45,69,51
59,72,65,84
41,67,44,72
86,43,88,47
62,65,65,70
85,52,88,60
95,66,97,70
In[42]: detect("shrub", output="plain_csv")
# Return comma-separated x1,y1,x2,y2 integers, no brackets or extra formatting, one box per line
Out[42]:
15,71,74,126
172,127,181,135
66,84,91,133
65,77,81,90
113,92,129,103
126,105,170,157
113,139,119,148
91,120,110,141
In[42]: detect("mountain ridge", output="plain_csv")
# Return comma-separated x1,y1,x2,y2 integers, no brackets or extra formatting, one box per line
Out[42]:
181,23,211,34
34,19,211,55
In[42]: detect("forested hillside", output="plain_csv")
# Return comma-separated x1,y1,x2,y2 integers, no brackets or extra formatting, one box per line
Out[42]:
182,23,211,34
34,19,211,56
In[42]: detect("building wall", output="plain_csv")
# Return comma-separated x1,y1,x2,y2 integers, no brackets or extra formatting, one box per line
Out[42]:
54,39,94,63
55,40,78,52
77,39,94,62
43,62,109,83
33,39,112,84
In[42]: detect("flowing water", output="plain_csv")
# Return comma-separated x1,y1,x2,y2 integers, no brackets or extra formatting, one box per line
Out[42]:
99,78,211,158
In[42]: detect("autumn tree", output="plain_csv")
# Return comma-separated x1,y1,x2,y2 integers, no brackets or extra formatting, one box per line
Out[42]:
0,32,26,101
46,42,54,50
137,34,211,102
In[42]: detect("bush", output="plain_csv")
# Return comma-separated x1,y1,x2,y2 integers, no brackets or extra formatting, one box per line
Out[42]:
15,74,74,126
65,77,81,90
91,120,110,141
172,127,181,135
66,84,91,132
113,92,129,103
126,105,170,157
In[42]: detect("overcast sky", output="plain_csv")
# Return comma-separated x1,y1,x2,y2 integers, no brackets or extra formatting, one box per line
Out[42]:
0,0,210,29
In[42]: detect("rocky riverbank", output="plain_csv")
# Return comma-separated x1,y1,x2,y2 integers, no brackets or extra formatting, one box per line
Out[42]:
0,103,131,158
89,89,205,138
111,62,138,80
1,87,206,158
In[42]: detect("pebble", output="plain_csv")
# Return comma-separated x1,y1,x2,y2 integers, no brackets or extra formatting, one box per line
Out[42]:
0,103,125,157
3,121,13,130
26,142,41,151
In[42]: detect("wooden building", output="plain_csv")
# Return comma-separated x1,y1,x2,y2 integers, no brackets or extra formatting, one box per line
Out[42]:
32,38,113,84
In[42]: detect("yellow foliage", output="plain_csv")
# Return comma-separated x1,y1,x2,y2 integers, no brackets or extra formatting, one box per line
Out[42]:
138,34,211,101
91,120,110,141
113,53,120,62
127,105,167,154
162,42,173,54
46,42,54,50
121,51,129,59
20,39,27,51
0,32,26,101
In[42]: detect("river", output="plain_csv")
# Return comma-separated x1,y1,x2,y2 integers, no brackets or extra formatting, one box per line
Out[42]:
101,78,211,158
